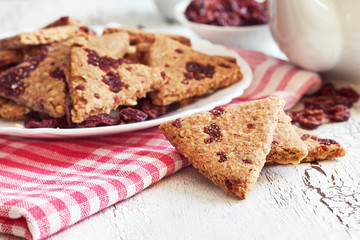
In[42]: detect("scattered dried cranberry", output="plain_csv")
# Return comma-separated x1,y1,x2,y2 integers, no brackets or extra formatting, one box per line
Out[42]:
77,114,120,128
140,99,169,119
247,123,255,129
175,49,183,53
301,134,310,141
337,86,360,105
172,118,182,128
225,179,241,190
290,83,359,129
204,123,222,143
210,106,225,117
25,119,59,128
49,67,66,81
75,84,85,90
242,158,252,164
317,138,339,146
217,152,228,162
85,48,134,72
326,105,350,122
290,109,324,130
102,71,128,93
119,108,148,123
185,0,268,27
185,61,215,80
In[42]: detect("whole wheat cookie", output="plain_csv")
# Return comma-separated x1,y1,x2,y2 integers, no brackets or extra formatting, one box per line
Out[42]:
266,112,308,164
294,126,346,162
69,45,167,123
43,16,88,29
148,36,243,106
160,97,285,199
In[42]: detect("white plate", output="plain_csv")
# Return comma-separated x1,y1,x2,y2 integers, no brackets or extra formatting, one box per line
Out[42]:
0,35,252,138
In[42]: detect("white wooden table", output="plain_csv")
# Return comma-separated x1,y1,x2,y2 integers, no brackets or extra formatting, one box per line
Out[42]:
0,1,359,239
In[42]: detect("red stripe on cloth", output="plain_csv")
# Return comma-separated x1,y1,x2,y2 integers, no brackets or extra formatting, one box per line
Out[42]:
249,61,287,97
276,68,300,91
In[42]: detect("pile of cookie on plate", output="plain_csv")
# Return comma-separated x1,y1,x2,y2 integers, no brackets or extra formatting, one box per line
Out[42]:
0,17,243,128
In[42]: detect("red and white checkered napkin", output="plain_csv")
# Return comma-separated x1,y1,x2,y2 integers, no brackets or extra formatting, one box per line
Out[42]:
0,49,322,240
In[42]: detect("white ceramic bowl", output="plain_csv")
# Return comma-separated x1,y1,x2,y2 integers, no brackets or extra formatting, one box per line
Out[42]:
174,0,281,55
269,0,360,82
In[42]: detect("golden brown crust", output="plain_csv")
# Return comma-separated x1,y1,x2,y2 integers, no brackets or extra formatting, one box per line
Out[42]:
0,25,88,50
160,97,285,199
266,112,308,164
0,49,24,67
293,126,346,162
148,36,243,106
103,27,192,46
69,46,167,123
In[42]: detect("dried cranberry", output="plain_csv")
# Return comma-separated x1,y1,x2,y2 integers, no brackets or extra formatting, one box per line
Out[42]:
102,71,128,93
210,106,225,117
217,152,228,162
185,61,215,79
317,138,339,146
290,109,324,129
75,84,85,90
337,86,360,105
204,123,222,143
119,108,148,123
140,99,168,119
49,67,65,81
25,119,59,128
172,118,182,128
301,134,310,141
247,123,255,129
175,49,183,53
185,0,268,26
326,105,350,122
161,71,166,80
77,114,120,128
225,179,241,190
315,83,337,96
85,48,135,72
242,158,252,164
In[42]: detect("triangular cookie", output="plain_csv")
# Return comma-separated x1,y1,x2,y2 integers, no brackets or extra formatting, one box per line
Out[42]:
293,126,346,162
160,97,284,199
0,42,71,118
266,112,308,164
69,45,167,123
148,36,243,105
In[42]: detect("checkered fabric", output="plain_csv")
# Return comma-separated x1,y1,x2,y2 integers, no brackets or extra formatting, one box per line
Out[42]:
0,49,321,240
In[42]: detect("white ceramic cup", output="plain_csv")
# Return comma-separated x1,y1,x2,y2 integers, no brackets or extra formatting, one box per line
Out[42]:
269,0,360,82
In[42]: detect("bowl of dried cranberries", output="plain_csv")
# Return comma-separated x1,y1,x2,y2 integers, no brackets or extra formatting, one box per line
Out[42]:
175,0,279,54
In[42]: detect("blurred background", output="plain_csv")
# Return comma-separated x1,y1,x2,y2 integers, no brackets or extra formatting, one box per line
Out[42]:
0,0,169,32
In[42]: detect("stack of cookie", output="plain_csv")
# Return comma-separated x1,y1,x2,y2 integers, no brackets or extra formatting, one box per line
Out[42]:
160,97,346,199
0,17,243,127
